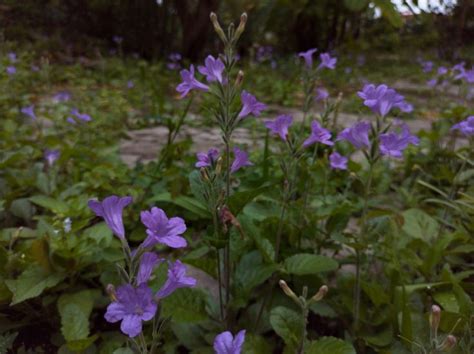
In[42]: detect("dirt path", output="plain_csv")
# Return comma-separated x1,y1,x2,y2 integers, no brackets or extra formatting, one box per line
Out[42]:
120,107,434,167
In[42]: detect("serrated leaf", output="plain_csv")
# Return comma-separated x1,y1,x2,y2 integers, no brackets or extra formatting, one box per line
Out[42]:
306,337,356,354
269,306,302,349
5,267,65,305
284,254,338,275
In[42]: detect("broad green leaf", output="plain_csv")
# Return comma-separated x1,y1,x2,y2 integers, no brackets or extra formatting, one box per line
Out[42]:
401,209,438,241
9,198,34,221
433,291,459,313
161,288,207,323
235,251,277,299
306,337,356,354
269,306,302,349
284,254,338,275
5,267,65,305
151,192,210,219
113,349,134,354
228,185,271,216
60,304,89,342
67,335,98,351
30,195,69,214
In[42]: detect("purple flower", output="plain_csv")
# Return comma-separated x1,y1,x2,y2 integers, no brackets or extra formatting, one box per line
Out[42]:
231,147,253,173
357,54,366,66
21,105,36,120
8,52,17,63
303,121,334,148
437,66,448,75
31,65,40,72
421,61,434,73
104,283,157,338
298,48,317,68
318,53,337,70
315,87,329,101
156,260,197,299
337,121,371,149
137,252,162,285
195,148,219,168
198,55,225,84
213,330,246,354
344,67,352,74
71,108,92,122
167,62,180,70
463,67,474,84
88,196,133,240
176,65,209,98
66,117,76,125
113,35,123,44
238,91,267,119
451,116,474,137
379,122,419,158
140,207,187,248
264,114,293,141
427,78,437,87
169,53,182,62
329,152,348,170
357,84,411,117
53,91,71,102
6,66,16,75
127,80,134,89
453,62,465,73
44,149,60,167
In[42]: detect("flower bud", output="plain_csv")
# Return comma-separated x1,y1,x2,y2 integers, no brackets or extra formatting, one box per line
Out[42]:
439,335,457,351
310,285,328,302
279,280,298,301
200,167,210,182
430,305,441,334
234,13,247,42
235,70,244,87
106,284,117,301
209,12,227,44
215,156,223,175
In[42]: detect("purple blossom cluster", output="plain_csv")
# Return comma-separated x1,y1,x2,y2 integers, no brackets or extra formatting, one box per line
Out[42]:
167,53,182,70
88,196,197,338
67,108,92,124
451,116,474,137
358,84,413,117
298,49,337,71
195,147,253,174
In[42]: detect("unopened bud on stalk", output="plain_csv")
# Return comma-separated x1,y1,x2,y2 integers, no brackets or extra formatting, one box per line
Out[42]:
430,305,441,334
210,12,227,44
279,280,298,301
200,167,210,182
234,13,247,42
106,284,117,301
439,335,457,351
235,70,244,86
215,156,223,175
311,285,328,302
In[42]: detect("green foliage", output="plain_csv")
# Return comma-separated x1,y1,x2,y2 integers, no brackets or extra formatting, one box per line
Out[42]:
306,337,356,354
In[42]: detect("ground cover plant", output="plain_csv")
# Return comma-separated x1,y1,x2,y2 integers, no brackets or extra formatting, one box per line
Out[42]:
0,4,473,354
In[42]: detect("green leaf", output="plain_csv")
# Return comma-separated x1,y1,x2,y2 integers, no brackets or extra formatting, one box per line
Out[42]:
284,254,338,275
228,185,271,216
401,209,438,241
269,306,302,349
344,0,369,12
5,267,65,305
151,192,210,219
433,291,459,313
160,288,208,323
243,333,273,354
30,195,69,214
60,304,90,342
372,0,403,27
235,251,277,299
113,349,134,354
306,337,356,354
9,198,34,221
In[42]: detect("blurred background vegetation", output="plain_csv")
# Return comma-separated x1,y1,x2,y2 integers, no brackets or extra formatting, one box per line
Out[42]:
1,0,473,61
